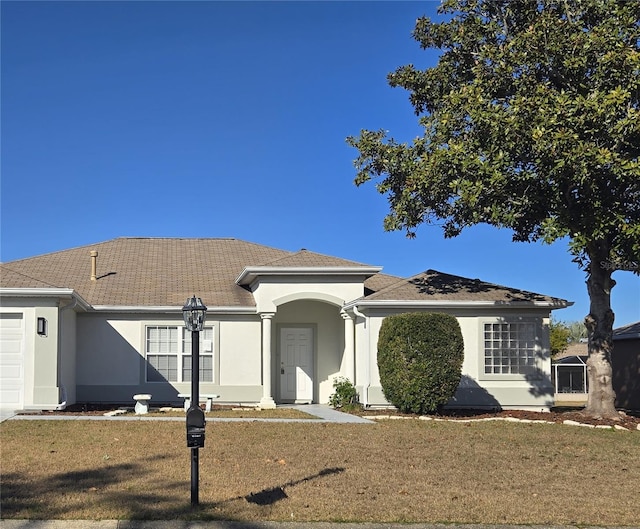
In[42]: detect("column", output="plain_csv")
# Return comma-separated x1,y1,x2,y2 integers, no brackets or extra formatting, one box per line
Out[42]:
259,312,276,409
342,311,355,384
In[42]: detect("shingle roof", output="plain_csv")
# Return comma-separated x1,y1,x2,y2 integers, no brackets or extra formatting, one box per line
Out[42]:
0,238,386,308
1,238,567,309
613,321,640,338
363,269,566,305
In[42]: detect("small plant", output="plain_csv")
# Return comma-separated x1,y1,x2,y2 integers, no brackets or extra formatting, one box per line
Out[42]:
328,377,360,410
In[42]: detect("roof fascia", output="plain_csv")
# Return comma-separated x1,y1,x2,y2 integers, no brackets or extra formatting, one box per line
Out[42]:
343,299,570,310
91,305,257,315
0,288,91,311
613,333,640,341
236,266,383,286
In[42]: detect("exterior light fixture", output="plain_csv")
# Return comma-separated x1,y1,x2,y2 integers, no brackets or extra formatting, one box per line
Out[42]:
182,295,207,506
37,317,47,336
182,296,207,332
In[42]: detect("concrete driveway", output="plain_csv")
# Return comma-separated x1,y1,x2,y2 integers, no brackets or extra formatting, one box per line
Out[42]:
0,408,16,422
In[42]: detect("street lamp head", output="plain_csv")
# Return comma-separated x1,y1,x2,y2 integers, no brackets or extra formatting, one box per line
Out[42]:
182,295,207,332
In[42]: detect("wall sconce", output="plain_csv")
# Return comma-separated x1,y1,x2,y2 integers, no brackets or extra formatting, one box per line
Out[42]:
37,317,47,336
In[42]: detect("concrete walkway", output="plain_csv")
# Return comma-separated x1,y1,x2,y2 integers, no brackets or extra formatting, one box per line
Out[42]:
2,405,374,424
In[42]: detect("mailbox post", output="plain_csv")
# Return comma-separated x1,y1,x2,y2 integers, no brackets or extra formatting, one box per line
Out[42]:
182,295,207,506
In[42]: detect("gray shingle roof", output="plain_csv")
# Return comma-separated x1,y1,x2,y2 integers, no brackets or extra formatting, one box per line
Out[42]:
1,238,567,309
613,321,640,338
0,238,385,308
363,269,566,305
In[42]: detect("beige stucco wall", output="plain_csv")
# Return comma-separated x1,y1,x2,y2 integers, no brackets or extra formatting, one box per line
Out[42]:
218,317,261,385
76,313,265,404
252,277,365,314
58,308,77,406
355,306,554,411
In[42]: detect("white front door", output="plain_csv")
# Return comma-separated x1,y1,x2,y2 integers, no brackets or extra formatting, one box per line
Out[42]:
279,327,313,402
0,313,25,409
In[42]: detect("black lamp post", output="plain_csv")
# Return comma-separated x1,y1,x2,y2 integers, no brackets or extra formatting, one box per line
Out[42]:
182,295,207,506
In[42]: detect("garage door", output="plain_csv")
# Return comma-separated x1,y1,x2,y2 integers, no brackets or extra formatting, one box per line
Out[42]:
0,313,25,409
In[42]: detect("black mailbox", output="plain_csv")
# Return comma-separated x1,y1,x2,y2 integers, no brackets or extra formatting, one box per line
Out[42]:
186,406,206,448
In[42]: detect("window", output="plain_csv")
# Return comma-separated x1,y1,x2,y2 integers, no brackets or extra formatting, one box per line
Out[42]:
146,325,214,382
483,321,537,375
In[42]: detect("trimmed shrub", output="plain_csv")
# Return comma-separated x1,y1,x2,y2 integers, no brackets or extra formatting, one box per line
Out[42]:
377,312,464,414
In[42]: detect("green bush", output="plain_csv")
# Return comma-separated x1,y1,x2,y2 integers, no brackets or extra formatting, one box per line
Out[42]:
377,312,464,414
328,376,360,410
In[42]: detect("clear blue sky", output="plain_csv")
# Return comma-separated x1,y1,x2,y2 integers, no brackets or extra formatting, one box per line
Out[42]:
1,1,638,326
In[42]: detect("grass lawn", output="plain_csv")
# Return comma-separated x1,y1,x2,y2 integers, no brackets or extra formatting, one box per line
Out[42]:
1,419,638,525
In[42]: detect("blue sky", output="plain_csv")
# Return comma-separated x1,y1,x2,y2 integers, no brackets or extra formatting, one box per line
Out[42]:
1,0,638,326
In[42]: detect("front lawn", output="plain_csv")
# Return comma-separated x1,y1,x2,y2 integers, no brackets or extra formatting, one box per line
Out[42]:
1,419,638,525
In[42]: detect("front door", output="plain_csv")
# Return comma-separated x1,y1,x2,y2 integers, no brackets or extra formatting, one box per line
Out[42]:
279,327,313,402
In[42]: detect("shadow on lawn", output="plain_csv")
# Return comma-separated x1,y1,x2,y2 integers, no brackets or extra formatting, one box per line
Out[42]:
1,458,189,520
245,466,344,505
1,455,345,521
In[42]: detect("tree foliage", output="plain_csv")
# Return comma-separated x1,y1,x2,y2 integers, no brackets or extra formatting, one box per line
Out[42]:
567,320,588,343
377,312,464,414
550,319,571,357
348,0,639,418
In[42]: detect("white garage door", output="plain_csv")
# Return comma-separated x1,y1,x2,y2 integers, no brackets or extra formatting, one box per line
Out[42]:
0,313,25,409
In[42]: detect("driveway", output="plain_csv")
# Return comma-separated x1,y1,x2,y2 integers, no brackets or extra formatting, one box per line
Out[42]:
0,408,16,422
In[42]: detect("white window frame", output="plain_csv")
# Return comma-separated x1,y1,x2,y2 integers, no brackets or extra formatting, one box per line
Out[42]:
479,317,543,381
145,324,215,383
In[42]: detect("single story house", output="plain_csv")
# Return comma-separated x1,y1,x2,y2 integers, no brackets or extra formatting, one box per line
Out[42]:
0,237,570,412
612,321,640,411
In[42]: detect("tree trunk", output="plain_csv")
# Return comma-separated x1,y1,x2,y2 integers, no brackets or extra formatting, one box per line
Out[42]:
583,245,618,419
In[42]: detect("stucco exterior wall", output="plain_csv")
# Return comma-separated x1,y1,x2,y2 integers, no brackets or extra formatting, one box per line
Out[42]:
59,308,77,406
76,313,266,404
252,277,365,313
355,307,553,411
218,317,261,385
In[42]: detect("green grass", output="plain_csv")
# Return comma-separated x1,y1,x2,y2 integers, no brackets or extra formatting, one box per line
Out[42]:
1,419,638,524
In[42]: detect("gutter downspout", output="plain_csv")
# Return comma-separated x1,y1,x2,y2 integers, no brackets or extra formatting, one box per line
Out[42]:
55,298,78,410
352,305,369,408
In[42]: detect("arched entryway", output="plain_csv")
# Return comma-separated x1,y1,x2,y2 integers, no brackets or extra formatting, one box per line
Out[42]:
272,298,345,404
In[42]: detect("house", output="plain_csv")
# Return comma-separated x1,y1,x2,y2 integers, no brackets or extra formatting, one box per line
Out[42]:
0,237,570,412
612,321,640,411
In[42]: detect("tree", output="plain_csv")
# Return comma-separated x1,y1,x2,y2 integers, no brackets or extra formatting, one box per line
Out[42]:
550,319,571,357
347,0,639,418
567,320,588,343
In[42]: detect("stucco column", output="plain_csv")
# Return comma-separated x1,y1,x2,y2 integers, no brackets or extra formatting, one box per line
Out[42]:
259,312,276,409
342,311,355,384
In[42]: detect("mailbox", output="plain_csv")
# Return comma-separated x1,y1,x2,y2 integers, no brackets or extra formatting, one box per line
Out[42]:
186,406,206,448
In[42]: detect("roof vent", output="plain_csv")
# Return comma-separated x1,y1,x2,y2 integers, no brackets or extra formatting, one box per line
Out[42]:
90,251,98,281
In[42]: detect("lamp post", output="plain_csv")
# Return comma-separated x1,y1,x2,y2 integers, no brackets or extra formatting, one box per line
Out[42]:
182,295,207,506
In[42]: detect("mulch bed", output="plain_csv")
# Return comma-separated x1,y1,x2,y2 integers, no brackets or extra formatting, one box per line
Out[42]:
20,403,237,416
357,407,640,430
19,403,640,429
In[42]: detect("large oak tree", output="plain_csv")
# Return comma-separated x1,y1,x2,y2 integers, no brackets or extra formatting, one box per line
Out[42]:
347,0,639,418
